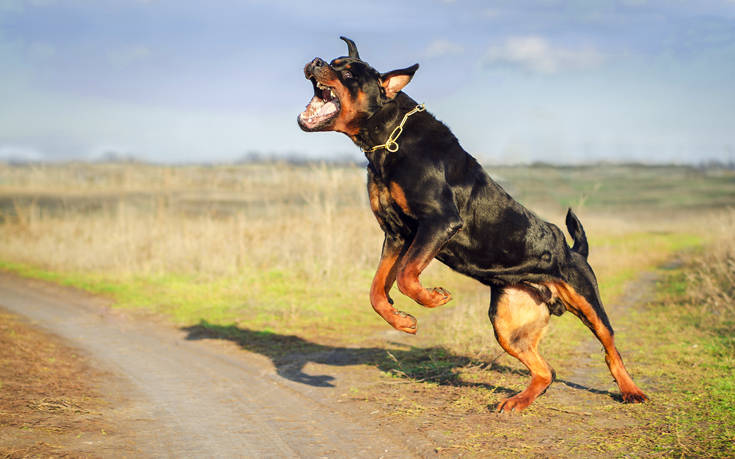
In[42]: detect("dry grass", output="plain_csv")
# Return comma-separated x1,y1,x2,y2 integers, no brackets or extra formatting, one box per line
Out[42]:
1,162,380,282
0,162,720,343
685,209,735,323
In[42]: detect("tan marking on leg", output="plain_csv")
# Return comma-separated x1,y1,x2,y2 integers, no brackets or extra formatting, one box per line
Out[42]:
370,248,416,334
492,286,553,412
545,281,648,403
389,182,411,214
368,180,381,214
396,262,452,308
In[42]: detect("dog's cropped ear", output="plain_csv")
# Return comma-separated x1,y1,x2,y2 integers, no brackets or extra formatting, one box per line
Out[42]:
380,64,419,99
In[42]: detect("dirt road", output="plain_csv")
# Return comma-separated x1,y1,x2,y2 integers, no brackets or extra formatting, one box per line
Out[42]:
0,273,424,458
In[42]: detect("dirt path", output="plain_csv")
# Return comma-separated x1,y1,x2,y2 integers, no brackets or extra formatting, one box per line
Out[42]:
0,273,428,458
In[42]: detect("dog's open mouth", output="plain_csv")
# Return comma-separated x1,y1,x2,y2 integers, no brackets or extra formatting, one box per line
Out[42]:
298,78,341,131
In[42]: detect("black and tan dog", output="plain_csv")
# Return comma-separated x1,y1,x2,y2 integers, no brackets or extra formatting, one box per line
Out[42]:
298,37,647,412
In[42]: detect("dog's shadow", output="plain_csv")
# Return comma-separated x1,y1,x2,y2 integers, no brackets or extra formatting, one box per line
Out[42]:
181,320,620,401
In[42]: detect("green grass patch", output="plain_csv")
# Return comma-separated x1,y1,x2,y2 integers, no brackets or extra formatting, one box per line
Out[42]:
0,259,390,341
593,231,704,298
607,265,735,457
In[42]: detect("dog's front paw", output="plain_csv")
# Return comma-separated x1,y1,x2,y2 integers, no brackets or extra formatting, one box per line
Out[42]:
392,310,417,334
420,287,452,308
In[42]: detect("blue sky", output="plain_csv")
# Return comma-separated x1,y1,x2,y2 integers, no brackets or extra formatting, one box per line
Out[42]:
1,0,734,163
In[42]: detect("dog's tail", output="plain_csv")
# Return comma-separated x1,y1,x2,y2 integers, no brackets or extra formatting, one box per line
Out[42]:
565,208,589,259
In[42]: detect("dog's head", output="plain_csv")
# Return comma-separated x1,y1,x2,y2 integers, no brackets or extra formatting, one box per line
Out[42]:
298,37,419,136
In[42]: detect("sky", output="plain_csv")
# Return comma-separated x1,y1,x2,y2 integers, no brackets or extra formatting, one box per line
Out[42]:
1,0,734,164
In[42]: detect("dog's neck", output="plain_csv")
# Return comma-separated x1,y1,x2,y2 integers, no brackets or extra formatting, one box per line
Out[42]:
354,93,418,150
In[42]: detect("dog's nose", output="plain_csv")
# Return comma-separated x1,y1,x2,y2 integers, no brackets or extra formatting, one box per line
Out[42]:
311,57,325,68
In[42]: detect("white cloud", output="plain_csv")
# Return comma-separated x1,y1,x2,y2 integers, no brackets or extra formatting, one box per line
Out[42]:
423,38,464,58
484,36,605,74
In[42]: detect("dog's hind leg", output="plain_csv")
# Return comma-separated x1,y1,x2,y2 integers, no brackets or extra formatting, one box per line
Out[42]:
548,260,647,403
490,286,554,412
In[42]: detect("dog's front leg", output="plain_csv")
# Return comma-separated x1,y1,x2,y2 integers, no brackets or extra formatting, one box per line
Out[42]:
370,234,417,333
396,215,462,308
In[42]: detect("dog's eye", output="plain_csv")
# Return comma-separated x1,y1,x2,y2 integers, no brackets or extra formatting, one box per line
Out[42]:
342,70,353,80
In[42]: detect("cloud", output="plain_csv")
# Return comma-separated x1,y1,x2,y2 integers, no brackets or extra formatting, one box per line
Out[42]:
423,38,464,58
484,35,605,74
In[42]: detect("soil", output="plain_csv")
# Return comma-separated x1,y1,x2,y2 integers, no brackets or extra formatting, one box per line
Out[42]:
0,273,433,458
0,309,144,458
0,270,659,457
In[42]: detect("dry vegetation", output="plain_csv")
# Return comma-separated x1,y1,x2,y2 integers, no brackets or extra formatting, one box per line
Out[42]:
0,161,728,348
1,161,733,456
1,162,378,280
684,210,735,323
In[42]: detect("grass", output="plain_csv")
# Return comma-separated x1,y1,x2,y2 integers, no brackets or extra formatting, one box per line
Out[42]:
599,217,735,457
0,259,387,339
0,162,720,346
1,161,734,455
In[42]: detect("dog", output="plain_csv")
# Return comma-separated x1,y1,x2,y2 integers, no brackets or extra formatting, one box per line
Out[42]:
298,37,647,412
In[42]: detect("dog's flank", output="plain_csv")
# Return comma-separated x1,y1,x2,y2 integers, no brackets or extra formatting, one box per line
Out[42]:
299,37,647,411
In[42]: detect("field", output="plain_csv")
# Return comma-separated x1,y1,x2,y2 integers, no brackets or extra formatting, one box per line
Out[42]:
1,161,733,456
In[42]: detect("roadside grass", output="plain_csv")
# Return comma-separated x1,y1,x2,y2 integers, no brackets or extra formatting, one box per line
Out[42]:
0,260,391,341
622,267,735,457
593,211,735,457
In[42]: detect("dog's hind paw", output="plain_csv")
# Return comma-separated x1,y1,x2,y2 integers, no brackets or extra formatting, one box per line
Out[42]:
496,394,534,413
621,389,648,403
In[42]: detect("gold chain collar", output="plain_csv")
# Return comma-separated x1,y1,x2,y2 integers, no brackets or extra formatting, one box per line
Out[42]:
362,104,425,153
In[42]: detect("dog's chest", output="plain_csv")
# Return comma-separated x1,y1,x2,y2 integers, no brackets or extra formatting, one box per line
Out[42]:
367,173,415,236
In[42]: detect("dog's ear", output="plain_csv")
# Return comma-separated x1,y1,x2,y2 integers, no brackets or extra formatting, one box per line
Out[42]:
380,64,419,99
339,36,360,59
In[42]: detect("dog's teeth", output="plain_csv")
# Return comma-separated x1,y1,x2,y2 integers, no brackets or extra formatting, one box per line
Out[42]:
329,89,335,98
